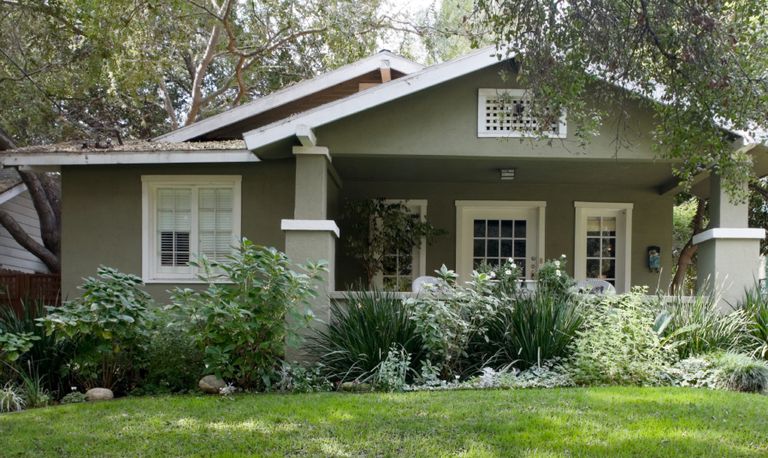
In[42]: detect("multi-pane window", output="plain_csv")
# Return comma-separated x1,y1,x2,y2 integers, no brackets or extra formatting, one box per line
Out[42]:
472,219,527,275
143,176,241,281
377,201,427,292
478,89,566,138
585,216,616,285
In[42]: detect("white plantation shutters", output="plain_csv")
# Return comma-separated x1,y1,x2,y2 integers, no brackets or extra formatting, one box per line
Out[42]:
142,176,241,281
157,189,192,268
198,188,234,263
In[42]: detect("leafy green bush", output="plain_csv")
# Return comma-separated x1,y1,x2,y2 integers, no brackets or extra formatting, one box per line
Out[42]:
41,267,154,390
667,352,768,393
534,255,574,298
311,289,424,383
60,391,87,404
661,293,747,359
740,287,768,359
569,289,674,385
277,362,332,393
136,322,204,394
373,346,412,392
0,330,37,364
484,288,584,369
0,382,25,412
407,266,500,378
0,300,72,397
715,352,768,393
170,239,325,390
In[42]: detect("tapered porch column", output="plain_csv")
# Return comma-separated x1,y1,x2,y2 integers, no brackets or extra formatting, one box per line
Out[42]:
282,146,338,360
694,174,764,308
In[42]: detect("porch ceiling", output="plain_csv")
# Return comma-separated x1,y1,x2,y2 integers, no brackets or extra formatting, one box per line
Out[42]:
332,156,676,189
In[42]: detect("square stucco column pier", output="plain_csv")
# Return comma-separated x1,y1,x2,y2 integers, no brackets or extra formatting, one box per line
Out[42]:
695,174,764,308
282,146,338,360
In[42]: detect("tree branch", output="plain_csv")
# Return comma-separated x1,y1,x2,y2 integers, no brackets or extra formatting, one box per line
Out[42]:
0,210,60,272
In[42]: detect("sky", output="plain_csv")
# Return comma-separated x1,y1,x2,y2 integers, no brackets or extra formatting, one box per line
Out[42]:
378,0,442,59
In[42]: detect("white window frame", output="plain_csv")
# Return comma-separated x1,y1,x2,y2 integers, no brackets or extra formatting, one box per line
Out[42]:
142,175,242,283
373,199,428,291
574,202,633,293
455,201,546,281
477,88,567,138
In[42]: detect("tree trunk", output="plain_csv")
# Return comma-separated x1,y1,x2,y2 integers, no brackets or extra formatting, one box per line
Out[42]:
0,126,61,272
670,197,706,294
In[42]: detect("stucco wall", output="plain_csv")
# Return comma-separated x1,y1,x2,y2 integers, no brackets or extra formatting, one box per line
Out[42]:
60,160,295,300
336,180,674,292
317,63,660,161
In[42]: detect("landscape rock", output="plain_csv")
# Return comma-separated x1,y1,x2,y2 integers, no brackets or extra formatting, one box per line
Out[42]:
339,382,372,392
85,388,114,401
199,375,227,394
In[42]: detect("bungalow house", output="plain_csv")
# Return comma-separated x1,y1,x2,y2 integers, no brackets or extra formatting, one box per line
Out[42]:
2,47,766,319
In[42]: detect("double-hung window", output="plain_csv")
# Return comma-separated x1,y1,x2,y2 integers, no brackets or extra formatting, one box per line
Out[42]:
142,176,242,282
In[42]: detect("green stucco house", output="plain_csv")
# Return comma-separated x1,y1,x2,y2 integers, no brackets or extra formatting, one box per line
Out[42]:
3,47,767,315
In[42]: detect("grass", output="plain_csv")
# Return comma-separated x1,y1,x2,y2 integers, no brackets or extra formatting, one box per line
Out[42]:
1,387,767,457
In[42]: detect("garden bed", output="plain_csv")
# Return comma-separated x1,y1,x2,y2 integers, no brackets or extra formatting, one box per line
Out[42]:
2,387,767,457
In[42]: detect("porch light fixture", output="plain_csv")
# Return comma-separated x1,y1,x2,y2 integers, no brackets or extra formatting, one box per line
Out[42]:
499,168,516,181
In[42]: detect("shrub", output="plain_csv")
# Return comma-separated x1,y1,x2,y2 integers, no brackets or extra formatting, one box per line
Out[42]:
484,287,584,369
0,300,71,396
136,322,204,394
661,293,747,359
60,391,87,404
0,330,37,364
407,265,500,378
534,255,574,298
715,352,768,393
277,362,332,393
169,239,325,390
41,267,154,391
311,289,424,383
665,355,721,389
740,287,768,359
569,289,674,385
373,346,411,392
0,382,25,412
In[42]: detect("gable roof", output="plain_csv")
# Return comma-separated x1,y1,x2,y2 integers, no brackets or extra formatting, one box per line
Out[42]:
155,50,423,143
242,46,503,153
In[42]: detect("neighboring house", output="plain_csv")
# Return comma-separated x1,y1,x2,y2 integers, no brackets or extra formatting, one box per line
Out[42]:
0,169,48,273
2,47,767,318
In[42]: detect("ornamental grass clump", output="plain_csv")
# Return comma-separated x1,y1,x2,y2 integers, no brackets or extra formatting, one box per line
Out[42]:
661,290,747,359
714,352,768,393
740,287,768,359
482,258,583,369
310,289,424,384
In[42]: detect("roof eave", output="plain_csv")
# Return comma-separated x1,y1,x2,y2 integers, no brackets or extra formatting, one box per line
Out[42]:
1,149,259,166
154,51,424,143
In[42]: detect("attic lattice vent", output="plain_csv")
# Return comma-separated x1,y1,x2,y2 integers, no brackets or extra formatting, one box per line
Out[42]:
477,89,566,138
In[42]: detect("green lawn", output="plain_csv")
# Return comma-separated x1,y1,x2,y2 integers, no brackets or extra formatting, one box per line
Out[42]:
1,387,767,457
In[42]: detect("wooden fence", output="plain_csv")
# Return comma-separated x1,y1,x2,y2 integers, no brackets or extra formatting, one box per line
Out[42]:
0,273,61,315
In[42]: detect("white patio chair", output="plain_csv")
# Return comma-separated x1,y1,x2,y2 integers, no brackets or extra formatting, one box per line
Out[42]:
574,279,616,295
412,275,442,293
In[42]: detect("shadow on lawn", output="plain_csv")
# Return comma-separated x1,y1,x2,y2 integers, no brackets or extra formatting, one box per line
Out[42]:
2,388,767,457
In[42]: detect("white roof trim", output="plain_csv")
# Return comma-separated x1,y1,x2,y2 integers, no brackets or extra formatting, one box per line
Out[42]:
0,183,27,206
243,47,503,152
1,150,259,166
155,51,424,143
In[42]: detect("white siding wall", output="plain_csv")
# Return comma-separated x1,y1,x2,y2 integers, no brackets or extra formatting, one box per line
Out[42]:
0,189,48,273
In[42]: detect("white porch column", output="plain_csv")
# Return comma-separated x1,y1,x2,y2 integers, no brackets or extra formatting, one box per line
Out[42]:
694,174,764,308
283,146,338,360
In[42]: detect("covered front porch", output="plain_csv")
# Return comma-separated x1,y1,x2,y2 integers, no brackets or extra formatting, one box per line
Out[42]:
281,144,768,325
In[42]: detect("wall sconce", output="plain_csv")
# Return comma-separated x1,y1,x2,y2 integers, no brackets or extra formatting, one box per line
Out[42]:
499,168,516,181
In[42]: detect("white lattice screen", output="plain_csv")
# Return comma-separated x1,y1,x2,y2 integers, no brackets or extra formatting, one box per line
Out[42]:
477,89,565,138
